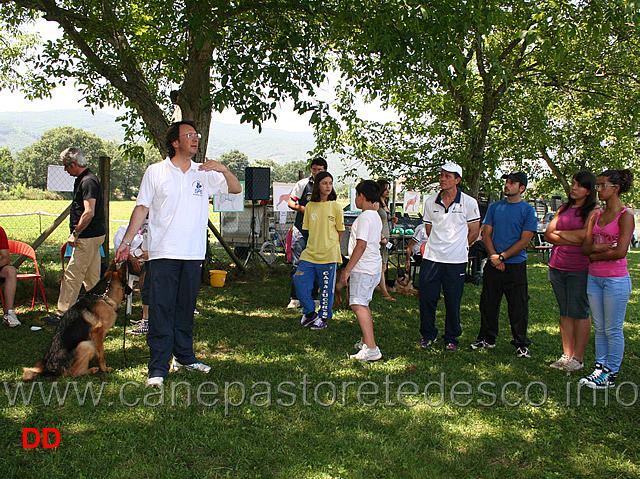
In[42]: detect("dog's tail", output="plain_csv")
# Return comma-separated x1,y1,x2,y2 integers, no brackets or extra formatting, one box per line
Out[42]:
22,361,44,381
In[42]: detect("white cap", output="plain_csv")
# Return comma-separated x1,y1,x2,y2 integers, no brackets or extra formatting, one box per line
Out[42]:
441,161,463,178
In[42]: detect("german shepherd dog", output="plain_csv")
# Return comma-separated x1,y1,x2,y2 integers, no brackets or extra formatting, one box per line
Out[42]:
333,256,350,310
22,261,129,381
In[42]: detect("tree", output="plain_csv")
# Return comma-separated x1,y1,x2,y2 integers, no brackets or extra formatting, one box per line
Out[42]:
15,126,107,189
253,158,309,183
0,1,334,161
490,1,640,202
0,20,48,98
276,160,309,183
108,141,162,199
218,150,249,181
313,0,640,199
0,147,14,189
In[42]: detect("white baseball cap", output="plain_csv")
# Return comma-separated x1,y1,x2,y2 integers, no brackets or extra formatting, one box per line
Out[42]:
441,161,463,178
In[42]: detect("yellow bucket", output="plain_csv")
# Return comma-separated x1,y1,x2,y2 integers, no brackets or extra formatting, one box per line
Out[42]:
209,270,227,287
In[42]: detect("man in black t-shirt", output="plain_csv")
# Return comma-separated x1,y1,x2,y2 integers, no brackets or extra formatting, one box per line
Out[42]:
43,147,106,325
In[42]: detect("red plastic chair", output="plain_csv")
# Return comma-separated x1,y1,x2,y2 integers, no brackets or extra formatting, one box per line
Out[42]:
0,240,49,312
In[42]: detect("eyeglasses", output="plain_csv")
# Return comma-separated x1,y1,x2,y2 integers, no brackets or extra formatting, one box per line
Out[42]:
181,132,201,139
595,183,616,190
63,162,74,170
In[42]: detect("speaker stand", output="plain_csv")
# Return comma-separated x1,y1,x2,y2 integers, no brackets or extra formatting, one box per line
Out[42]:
244,200,272,268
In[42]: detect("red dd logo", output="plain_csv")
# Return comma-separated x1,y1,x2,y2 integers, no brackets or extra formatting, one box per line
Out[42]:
22,428,61,448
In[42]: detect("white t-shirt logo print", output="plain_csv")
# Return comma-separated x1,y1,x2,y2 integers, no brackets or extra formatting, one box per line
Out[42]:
193,180,204,196
311,213,318,221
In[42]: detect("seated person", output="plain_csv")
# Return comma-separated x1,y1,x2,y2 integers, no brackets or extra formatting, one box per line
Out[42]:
0,226,20,327
113,221,149,335
398,224,428,286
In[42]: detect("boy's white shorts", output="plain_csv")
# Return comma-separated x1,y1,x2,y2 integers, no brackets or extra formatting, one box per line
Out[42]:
349,271,379,306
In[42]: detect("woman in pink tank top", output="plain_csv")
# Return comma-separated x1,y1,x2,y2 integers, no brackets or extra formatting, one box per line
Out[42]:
545,171,599,372
579,169,634,390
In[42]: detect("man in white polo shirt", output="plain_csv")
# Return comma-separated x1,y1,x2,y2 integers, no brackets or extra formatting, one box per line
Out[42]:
419,162,481,351
116,121,241,388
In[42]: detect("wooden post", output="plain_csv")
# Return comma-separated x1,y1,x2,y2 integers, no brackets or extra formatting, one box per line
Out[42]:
99,156,111,264
208,220,246,273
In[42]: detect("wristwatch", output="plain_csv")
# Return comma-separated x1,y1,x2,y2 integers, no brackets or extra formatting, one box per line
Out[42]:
72,231,79,237
498,254,505,262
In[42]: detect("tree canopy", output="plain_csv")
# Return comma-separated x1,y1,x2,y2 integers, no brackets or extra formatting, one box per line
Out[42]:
312,0,640,200
0,0,333,161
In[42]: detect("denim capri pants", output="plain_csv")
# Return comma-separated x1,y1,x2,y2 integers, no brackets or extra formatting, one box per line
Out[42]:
548,266,590,320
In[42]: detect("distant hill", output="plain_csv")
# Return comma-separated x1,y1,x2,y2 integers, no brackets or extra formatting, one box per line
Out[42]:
0,110,124,152
0,109,313,159
0,109,367,179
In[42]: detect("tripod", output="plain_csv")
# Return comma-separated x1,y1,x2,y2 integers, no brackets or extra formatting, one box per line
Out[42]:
244,200,272,268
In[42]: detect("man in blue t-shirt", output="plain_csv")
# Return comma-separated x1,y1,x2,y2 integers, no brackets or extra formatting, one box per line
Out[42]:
470,171,538,358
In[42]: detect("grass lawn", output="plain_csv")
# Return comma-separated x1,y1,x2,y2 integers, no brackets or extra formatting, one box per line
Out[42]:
1,247,639,478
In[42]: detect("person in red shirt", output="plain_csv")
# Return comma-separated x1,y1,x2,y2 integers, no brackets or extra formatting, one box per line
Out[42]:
0,226,20,327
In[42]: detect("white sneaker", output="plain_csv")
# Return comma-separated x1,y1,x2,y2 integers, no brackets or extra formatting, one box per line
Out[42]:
350,345,382,361
146,376,164,388
171,357,211,373
564,357,584,372
3,310,20,328
354,338,365,350
286,299,301,309
550,354,569,369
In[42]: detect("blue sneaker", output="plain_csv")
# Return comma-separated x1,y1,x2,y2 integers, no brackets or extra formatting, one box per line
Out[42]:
300,312,318,328
582,365,616,389
310,318,327,330
579,363,604,385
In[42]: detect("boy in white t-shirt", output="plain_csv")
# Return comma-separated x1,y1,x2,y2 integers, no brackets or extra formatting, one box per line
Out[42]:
342,180,384,361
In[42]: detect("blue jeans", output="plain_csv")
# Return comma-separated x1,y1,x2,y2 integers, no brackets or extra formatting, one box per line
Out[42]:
418,260,466,345
293,260,336,319
587,274,631,373
289,228,317,300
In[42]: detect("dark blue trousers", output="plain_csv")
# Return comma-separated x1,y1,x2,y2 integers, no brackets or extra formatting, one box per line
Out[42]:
418,259,466,345
146,259,201,378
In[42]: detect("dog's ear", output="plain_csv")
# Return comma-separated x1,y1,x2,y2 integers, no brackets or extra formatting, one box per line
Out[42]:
116,260,128,281
105,260,117,274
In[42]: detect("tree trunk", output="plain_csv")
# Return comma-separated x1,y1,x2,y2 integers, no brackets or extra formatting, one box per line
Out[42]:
539,147,570,196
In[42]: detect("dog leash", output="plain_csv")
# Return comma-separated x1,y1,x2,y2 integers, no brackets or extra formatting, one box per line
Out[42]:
122,291,128,368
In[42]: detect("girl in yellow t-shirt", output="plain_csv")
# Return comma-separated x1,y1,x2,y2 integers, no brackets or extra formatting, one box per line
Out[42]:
294,171,345,330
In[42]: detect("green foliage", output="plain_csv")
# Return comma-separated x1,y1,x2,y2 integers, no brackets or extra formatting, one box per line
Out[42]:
312,0,640,200
0,146,14,189
0,184,63,200
218,149,249,181
253,158,309,183
15,126,107,189
0,1,335,160
0,18,48,97
109,142,161,199
335,182,352,199
12,126,158,198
